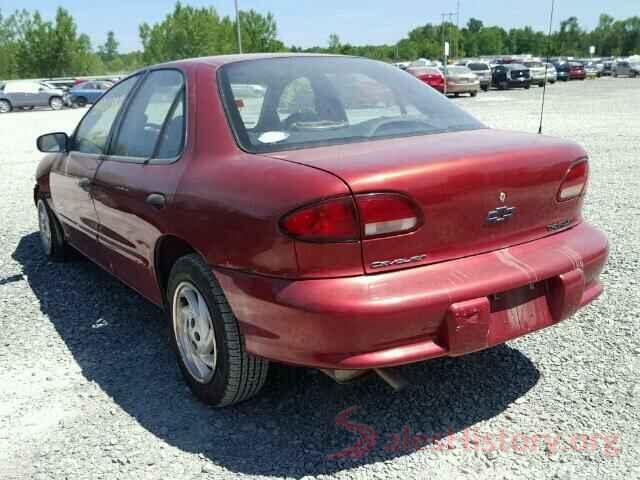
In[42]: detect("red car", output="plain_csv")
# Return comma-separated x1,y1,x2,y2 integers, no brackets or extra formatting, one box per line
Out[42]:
569,62,587,80
406,66,446,93
35,54,607,406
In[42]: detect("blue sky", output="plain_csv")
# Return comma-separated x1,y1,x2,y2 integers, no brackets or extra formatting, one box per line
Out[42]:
2,1,637,52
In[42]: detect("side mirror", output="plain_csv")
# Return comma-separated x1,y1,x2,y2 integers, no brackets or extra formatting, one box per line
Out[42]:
37,132,69,153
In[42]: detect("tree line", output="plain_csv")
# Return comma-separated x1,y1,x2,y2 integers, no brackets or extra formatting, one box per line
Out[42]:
1,3,639,80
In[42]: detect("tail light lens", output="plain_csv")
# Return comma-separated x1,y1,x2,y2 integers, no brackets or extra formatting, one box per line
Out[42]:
280,197,359,242
356,193,420,238
557,160,588,201
280,193,421,242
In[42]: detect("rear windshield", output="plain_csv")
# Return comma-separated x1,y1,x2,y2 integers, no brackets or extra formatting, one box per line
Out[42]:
218,56,484,153
509,64,527,70
524,62,543,68
467,63,489,71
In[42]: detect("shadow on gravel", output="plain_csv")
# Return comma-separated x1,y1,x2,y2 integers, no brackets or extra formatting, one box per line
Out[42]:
15,232,540,478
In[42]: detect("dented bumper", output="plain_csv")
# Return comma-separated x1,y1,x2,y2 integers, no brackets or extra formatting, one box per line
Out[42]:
214,222,608,369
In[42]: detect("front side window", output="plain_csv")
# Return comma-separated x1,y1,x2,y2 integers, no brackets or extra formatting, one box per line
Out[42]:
72,75,139,155
219,57,484,153
111,69,184,159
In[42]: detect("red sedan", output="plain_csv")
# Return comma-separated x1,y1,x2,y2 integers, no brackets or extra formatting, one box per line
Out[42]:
569,62,587,80
35,54,607,406
406,66,446,93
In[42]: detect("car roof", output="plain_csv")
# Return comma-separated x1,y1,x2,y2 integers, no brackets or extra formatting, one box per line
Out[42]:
157,53,347,69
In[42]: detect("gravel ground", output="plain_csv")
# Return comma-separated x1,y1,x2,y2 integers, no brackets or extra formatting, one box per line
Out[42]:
0,77,639,480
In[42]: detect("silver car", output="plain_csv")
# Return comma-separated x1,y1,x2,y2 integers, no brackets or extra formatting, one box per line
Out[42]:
0,81,67,113
523,61,547,86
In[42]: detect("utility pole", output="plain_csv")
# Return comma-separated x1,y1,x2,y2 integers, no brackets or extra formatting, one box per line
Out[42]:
441,11,456,65
456,0,460,58
235,0,242,53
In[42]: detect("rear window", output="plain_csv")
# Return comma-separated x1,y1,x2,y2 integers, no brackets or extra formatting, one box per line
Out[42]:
218,56,484,153
524,62,543,68
467,63,489,71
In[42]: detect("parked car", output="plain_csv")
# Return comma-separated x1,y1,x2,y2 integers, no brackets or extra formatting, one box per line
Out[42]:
443,66,480,96
458,61,492,91
584,62,603,78
601,60,614,76
522,61,547,87
569,62,586,80
491,64,531,89
553,62,571,81
34,54,608,406
0,81,67,113
613,61,640,77
543,62,558,84
69,80,113,107
406,66,446,93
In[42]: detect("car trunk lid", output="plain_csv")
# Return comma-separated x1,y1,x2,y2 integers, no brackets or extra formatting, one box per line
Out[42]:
264,129,587,274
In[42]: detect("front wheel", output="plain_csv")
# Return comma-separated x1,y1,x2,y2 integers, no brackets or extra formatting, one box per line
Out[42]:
74,97,87,108
524,84,531,89
481,85,489,92
0,99,12,113
37,198,70,261
49,96,64,110
470,91,478,97
167,254,269,406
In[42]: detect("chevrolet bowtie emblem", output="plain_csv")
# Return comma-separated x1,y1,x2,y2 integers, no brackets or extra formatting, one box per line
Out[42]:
487,206,517,224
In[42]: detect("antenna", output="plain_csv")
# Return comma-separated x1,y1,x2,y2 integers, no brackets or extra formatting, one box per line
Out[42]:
538,0,556,134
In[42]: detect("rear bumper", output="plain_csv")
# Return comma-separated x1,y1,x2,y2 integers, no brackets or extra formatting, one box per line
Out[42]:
446,82,480,93
214,223,608,369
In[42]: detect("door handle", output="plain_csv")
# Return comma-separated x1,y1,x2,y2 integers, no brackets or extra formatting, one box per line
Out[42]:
78,178,92,191
145,193,166,209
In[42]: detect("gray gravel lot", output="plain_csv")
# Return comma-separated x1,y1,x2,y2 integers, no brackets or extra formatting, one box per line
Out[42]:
0,78,639,480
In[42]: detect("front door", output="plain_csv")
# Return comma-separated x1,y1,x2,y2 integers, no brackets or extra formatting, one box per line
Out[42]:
92,69,187,304
49,75,141,260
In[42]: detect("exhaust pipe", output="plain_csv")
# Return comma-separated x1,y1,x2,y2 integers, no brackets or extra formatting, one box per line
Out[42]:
374,368,409,392
319,367,409,391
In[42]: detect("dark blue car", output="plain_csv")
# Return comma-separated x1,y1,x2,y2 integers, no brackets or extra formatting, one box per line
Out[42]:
69,80,113,107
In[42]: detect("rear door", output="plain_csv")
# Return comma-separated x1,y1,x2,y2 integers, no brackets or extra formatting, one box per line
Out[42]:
92,68,188,304
49,75,141,260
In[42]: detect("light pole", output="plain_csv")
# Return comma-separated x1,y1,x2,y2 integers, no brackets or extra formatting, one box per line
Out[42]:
235,0,242,53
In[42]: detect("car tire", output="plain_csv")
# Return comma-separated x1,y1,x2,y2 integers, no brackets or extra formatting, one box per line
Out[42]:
499,81,508,90
49,96,64,110
74,97,87,108
481,85,489,92
470,91,477,97
37,197,71,262
524,85,530,89
167,254,269,407
0,99,12,113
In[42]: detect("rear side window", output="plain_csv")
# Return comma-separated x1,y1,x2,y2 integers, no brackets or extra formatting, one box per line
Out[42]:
111,69,184,159
72,75,139,155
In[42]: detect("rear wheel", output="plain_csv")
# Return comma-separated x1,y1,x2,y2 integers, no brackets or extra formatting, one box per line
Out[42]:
74,97,87,108
37,198,70,261
470,91,477,97
167,254,269,406
49,96,64,110
481,85,489,92
0,99,12,113
524,84,531,89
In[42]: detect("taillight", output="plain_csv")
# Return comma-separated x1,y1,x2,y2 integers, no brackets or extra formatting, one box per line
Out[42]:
280,193,422,242
356,193,420,238
557,160,588,201
280,196,359,242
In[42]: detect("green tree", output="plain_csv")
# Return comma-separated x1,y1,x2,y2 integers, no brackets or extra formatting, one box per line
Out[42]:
328,33,341,52
239,10,284,52
99,30,119,62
